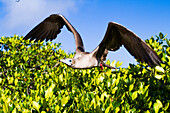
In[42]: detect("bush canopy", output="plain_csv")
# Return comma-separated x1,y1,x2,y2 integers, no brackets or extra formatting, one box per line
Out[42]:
0,33,169,113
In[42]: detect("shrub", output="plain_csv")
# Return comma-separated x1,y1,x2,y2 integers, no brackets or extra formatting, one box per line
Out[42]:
0,33,169,113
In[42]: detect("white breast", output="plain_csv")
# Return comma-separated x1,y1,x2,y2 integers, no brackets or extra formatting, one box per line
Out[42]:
73,53,98,68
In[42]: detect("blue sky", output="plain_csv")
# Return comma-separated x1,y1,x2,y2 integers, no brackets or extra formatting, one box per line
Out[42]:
0,0,170,67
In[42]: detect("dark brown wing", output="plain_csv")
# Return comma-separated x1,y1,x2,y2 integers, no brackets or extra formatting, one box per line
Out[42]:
24,14,85,53
92,22,162,67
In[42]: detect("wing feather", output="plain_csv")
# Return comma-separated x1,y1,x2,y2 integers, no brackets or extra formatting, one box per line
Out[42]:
92,22,162,66
24,14,85,53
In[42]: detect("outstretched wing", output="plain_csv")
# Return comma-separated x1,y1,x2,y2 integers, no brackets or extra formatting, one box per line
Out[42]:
92,22,162,67
24,14,85,53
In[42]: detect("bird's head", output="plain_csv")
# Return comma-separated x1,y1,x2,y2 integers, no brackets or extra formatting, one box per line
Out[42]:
60,58,74,67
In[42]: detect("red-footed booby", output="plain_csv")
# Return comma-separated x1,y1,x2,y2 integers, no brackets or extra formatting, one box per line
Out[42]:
24,14,162,69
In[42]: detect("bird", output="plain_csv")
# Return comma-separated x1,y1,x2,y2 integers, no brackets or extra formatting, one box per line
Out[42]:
24,14,162,69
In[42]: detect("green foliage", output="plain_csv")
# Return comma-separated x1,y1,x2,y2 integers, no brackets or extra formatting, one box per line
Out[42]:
0,33,169,112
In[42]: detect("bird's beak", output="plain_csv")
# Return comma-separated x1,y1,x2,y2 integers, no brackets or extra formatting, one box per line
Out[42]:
60,59,67,63
60,59,72,66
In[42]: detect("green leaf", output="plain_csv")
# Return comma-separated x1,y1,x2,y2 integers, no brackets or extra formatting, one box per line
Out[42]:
159,32,164,39
101,92,107,102
63,110,67,113
129,84,134,91
105,106,110,113
96,95,100,106
145,110,150,113
45,83,55,99
148,101,152,108
132,91,138,100
61,96,70,106
55,105,60,112
3,102,9,113
155,74,164,79
0,78,2,84
41,111,46,113
155,66,165,73
166,38,170,46
111,87,118,94
32,101,40,112
154,99,163,113
12,108,17,113
164,102,169,111
110,60,116,67
115,107,120,113
115,61,123,67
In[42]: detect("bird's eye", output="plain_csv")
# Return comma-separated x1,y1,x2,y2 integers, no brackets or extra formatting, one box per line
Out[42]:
69,60,72,62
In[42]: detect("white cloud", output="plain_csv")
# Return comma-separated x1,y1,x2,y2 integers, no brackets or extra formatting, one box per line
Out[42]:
0,0,78,36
